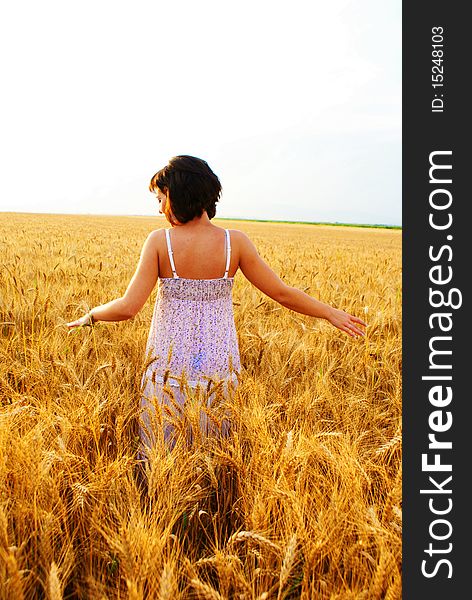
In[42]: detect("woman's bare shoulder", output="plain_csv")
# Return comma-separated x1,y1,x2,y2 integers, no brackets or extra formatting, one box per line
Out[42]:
228,229,257,249
147,228,164,241
224,229,252,252
142,228,164,253
226,228,251,241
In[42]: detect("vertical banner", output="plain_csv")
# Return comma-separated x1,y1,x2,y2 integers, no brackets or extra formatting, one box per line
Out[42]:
403,1,468,596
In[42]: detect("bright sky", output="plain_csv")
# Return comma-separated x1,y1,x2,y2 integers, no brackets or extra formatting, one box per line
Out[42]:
0,0,401,225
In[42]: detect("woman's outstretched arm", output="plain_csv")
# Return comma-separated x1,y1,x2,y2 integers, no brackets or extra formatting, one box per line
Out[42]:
236,230,367,338
66,230,160,329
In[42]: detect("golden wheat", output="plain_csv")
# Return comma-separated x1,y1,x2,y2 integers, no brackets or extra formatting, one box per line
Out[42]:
0,213,401,599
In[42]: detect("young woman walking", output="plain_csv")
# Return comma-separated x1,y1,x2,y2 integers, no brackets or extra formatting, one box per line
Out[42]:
67,155,367,460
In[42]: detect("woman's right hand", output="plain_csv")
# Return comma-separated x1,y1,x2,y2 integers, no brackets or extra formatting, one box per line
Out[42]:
326,307,368,338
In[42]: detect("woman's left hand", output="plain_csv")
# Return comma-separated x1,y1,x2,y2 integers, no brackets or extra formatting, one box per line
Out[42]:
327,307,368,338
67,313,94,330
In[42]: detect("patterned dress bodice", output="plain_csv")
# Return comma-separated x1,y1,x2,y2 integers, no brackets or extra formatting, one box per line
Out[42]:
140,228,241,389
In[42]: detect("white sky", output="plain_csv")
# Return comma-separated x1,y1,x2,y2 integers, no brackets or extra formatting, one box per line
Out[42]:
0,0,401,225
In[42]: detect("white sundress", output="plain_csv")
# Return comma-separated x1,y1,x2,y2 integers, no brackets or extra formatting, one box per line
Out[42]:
137,228,241,460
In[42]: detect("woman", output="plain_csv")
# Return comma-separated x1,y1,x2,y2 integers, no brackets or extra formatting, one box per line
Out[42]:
67,155,367,459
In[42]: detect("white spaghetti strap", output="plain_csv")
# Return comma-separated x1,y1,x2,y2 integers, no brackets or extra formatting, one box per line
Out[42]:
165,229,179,278
223,229,231,278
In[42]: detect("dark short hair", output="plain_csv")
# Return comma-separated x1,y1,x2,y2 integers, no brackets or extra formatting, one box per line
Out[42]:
149,155,222,224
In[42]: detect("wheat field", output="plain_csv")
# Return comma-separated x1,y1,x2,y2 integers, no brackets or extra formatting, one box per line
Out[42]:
0,212,401,599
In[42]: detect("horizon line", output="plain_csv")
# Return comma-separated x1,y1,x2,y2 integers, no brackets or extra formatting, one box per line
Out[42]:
1,211,402,229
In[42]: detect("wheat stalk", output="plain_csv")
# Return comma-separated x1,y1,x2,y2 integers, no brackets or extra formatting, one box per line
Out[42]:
0,505,9,550
370,547,395,599
159,563,175,599
277,534,298,600
190,577,225,600
48,562,62,600
384,571,402,600
5,552,25,600
228,531,281,553
195,554,243,568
